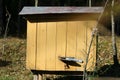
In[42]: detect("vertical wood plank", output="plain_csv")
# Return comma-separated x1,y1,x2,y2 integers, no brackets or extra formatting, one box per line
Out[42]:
38,74,42,80
86,21,97,71
33,74,38,80
46,22,56,70
66,21,77,70
36,22,47,70
55,22,67,70
26,21,36,69
76,21,86,71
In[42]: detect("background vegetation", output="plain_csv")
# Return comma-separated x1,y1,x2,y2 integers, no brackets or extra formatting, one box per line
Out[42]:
0,0,120,37
0,38,33,80
0,0,120,80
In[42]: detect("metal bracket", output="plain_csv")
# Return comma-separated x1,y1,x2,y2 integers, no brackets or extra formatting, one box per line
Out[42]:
59,57,83,63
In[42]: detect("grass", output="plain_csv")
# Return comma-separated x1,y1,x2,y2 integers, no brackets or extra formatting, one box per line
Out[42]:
0,37,33,80
0,76,16,80
98,36,120,66
97,36,120,77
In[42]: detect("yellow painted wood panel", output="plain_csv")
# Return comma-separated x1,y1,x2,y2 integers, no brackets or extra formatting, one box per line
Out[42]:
55,22,67,70
76,21,87,71
26,21,37,69
86,21,97,71
26,20,97,71
66,21,77,70
38,74,42,80
75,21,97,71
36,23,47,70
46,22,56,70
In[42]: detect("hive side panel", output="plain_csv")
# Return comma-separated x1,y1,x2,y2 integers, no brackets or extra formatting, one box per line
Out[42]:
55,22,67,70
26,21,37,69
46,22,56,70
86,21,97,71
36,23,47,70
76,21,87,71
66,21,77,70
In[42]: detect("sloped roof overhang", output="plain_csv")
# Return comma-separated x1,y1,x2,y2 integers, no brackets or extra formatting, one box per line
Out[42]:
19,7,104,15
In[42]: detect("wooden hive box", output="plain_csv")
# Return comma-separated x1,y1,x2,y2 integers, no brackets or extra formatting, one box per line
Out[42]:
20,7,103,72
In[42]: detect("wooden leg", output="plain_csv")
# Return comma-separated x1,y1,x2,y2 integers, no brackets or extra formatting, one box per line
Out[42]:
33,73,46,80
38,74,43,80
33,74,38,80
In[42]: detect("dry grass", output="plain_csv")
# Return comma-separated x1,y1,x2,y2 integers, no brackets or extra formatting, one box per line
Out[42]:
0,37,33,80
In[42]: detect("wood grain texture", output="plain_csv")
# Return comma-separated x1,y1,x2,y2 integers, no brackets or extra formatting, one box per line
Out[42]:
76,21,86,71
55,22,67,70
26,20,97,71
46,22,56,70
36,22,47,70
26,21,37,69
66,21,77,70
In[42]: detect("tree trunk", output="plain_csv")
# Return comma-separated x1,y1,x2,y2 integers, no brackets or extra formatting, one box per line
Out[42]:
111,0,119,65
0,0,4,36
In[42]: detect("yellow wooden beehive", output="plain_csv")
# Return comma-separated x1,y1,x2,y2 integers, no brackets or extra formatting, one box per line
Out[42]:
20,7,103,72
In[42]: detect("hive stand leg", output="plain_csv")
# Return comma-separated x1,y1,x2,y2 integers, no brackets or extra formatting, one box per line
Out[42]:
33,74,38,80
33,74,44,80
38,74,43,80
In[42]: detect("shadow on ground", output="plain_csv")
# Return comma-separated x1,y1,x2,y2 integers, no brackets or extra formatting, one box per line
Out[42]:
0,59,11,67
46,64,120,80
98,64,120,77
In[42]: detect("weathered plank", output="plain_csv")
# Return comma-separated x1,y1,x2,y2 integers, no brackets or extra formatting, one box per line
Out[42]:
66,21,77,70
56,22,67,70
46,22,56,70
26,21,37,69
36,22,47,70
